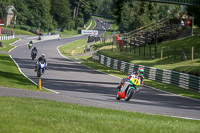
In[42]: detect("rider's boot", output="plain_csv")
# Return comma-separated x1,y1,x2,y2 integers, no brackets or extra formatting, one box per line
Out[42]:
42,69,44,74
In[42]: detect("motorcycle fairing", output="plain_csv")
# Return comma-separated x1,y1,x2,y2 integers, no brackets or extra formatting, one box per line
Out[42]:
120,82,129,93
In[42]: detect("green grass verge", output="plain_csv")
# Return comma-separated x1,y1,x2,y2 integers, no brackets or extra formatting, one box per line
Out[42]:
2,27,36,35
58,38,87,56
97,36,200,76
0,54,48,91
193,26,200,34
88,19,96,30
0,38,19,52
0,96,199,133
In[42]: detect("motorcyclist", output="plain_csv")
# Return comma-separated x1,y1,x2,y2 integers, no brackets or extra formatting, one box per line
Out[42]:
117,67,144,92
35,54,47,74
28,40,33,49
31,47,38,56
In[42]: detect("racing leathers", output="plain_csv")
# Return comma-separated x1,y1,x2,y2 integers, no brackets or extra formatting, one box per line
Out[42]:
117,72,144,92
35,57,47,73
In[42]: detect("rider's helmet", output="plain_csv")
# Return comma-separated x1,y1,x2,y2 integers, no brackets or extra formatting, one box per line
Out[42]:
33,47,36,49
41,54,45,58
138,67,144,76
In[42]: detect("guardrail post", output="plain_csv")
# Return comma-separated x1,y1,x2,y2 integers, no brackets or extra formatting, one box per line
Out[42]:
161,47,163,59
191,47,194,61
37,78,42,90
174,47,176,61
168,46,170,59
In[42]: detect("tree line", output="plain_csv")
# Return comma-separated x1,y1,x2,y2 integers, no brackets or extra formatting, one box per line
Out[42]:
0,0,97,32
112,0,200,32
0,0,199,33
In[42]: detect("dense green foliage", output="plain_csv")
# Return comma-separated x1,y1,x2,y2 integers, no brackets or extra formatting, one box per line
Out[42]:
0,0,97,32
113,1,185,33
187,6,200,27
1,0,199,33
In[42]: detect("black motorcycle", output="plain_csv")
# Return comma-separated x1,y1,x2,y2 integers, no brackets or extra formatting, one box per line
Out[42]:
31,51,37,60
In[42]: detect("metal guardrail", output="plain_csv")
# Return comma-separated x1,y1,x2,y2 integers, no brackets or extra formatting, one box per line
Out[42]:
92,54,200,92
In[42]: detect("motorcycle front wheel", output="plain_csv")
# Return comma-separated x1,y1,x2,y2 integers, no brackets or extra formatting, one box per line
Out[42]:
116,93,120,100
125,88,133,101
37,69,41,77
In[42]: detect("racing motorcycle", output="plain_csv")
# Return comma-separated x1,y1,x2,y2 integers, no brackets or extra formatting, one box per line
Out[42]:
28,43,33,50
116,74,140,101
36,62,46,77
31,51,37,60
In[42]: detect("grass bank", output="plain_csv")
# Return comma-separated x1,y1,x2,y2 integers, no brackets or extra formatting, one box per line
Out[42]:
0,38,19,52
88,19,96,30
0,53,47,91
0,96,199,133
97,36,200,76
2,27,36,35
58,38,87,56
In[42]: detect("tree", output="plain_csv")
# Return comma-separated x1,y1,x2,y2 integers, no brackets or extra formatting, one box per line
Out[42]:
50,0,71,30
14,0,52,31
0,0,12,20
187,6,200,27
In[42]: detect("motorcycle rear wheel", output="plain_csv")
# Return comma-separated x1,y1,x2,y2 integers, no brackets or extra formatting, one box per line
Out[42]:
125,88,133,101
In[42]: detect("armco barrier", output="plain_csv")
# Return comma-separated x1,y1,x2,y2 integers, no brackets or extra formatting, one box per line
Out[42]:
92,54,200,92
40,34,60,41
0,35,15,40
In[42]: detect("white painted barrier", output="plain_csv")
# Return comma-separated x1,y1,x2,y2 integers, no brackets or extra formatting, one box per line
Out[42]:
40,34,60,41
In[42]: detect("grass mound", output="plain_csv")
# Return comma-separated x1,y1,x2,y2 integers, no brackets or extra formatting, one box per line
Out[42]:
97,36,200,76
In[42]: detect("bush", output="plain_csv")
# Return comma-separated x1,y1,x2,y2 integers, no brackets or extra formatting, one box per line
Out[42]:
14,25,20,29
20,25,31,31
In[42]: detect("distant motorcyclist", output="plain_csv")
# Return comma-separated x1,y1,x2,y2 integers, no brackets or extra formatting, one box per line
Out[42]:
35,54,47,74
31,47,38,55
31,47,38,60
28,40,33,49
117,67,144,92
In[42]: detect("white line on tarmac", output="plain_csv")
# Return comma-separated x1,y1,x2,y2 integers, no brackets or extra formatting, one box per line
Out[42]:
8,38,21,52
9,53,59,94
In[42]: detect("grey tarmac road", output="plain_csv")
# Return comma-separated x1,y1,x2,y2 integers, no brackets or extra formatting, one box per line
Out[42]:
2,19,200,120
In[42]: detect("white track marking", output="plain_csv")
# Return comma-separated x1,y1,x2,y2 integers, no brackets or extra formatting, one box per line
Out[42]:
9,55,59,94
8,38,21,52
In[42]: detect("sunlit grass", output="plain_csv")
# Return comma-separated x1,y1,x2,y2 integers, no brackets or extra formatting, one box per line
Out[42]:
0,97,199,133
97,36,200,76
0,38,19,52
58,38,87,56
0,54,48,91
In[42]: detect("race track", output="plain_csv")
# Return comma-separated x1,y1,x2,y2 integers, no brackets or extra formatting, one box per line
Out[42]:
3,18,200,120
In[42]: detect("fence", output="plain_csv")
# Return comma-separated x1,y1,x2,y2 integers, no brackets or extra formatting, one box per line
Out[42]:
0,35,15,40
92,54,200,92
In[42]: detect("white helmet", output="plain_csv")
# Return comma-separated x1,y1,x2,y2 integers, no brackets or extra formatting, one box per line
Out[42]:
41,54,45,57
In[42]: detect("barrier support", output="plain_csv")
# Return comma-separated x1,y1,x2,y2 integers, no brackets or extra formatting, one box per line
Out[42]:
38,78,42,90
